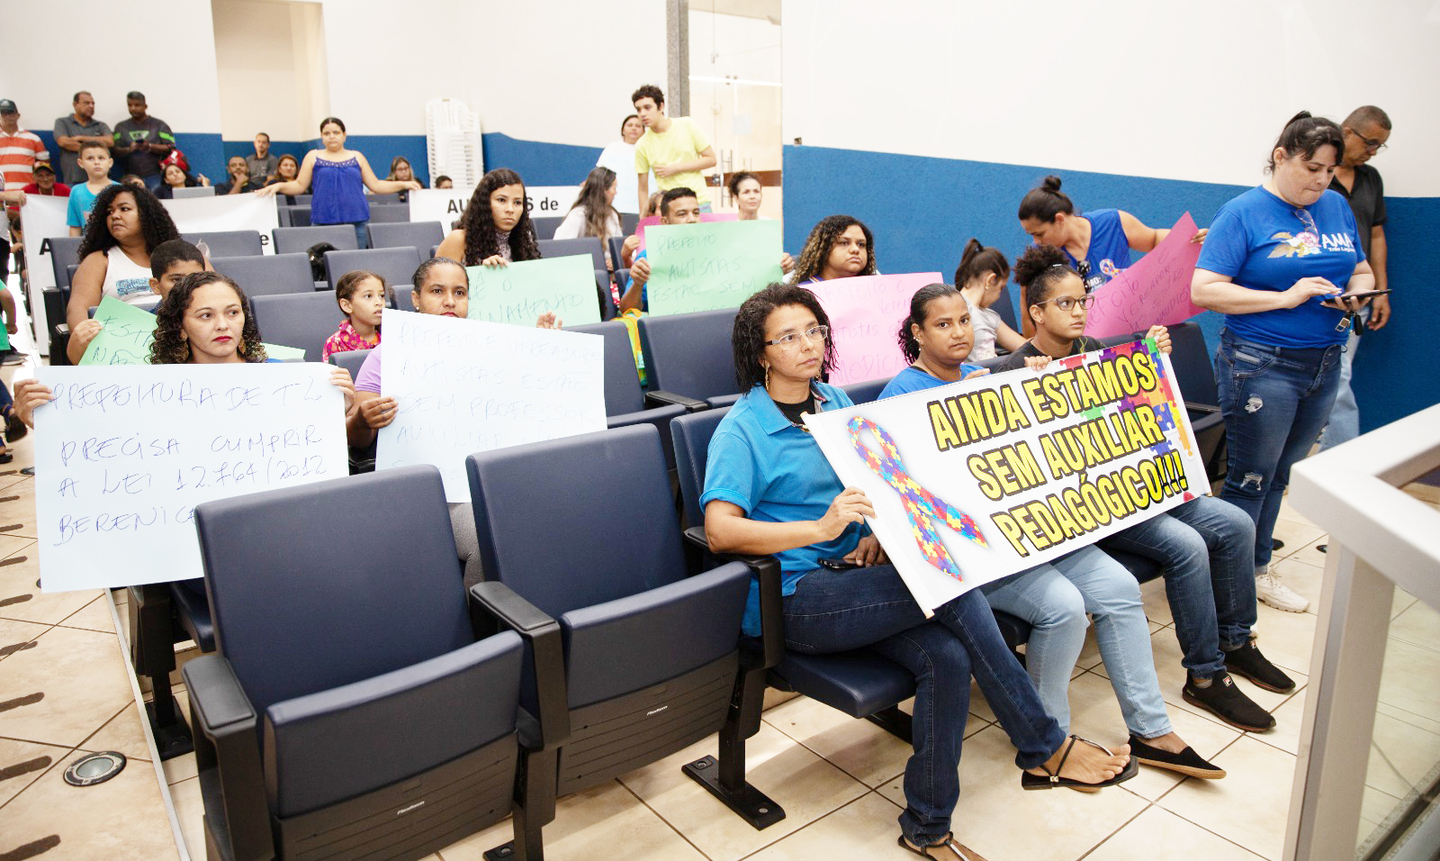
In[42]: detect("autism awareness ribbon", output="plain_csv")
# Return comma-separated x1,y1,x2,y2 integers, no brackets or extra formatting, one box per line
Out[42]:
847,416,987,582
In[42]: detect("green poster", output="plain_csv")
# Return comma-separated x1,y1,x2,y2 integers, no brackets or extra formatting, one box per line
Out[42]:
466,254,602,327
645,220,783,317
79,296,161,366
78,294,314,365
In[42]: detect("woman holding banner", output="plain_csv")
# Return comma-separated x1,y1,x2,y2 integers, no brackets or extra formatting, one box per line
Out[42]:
436,168,543,268
703,282,1136,858
1016,175,1205,296
1192,112,1375,614
65,184,181,364
258,117,420,249
996,247,1295,736
882,277,1234,769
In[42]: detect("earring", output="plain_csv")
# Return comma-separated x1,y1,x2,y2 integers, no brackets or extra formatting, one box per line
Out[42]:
764,365,771,390
237,340,246,356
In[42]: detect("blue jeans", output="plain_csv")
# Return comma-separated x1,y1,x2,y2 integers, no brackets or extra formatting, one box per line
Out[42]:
1099,497,1257,679
982,546,1172,739
1319,308,1367,451
1216,331,1342,569
782,566,1065,846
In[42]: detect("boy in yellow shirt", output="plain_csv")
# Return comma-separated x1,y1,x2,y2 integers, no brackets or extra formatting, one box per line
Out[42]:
632,85,717,212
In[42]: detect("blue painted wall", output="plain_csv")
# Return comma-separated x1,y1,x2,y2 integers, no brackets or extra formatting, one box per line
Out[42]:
784,144,1439,433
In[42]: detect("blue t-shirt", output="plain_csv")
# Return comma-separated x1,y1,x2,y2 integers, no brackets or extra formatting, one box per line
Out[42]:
877,364,986,400
310,157,369,225
1197,186,1364,348
66,181,117,229
700,382,866,636
1067,209,1132,292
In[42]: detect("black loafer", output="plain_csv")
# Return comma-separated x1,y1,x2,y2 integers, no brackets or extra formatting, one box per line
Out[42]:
1128,734,1226,779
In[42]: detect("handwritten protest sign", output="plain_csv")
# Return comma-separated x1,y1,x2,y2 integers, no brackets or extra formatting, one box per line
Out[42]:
805,339,1207,613
467,255,601,326
635,212,737,251
376,310,606,501
811,273,942,385
77,295,308,366
1085,213,1205,339
34,363,348,591
645,220,783,317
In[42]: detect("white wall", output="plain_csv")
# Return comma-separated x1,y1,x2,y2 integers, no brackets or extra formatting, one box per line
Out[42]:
5,0,223,135
213,0,329,141
782,0,1440,196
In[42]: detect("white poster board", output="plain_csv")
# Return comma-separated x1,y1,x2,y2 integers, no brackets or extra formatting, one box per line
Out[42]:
34,363,349,592
376,310,607,501
804,339,1209,613
407,186,581,237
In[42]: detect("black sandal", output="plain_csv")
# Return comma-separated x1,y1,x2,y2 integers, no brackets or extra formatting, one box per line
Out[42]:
898,832,989,860
1021,734,1138,792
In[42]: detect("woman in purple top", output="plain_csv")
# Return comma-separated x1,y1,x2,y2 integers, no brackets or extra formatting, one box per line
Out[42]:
259,117,419,248
1015,176,1205,309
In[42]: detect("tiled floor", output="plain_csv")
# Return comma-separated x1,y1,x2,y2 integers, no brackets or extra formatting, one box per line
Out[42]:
2,343,1436,858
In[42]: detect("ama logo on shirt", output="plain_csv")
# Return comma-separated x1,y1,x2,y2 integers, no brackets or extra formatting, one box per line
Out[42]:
1267,230,1322,258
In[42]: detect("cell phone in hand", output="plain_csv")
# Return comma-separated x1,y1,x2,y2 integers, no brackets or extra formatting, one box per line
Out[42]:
819,557,861,570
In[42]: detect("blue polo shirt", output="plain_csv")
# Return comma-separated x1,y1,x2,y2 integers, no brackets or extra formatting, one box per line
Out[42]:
1198,186,1364,348
877,364,985,400
701,381,866,636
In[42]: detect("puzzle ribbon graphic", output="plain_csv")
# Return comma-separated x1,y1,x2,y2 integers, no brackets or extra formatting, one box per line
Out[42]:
847,416,986,581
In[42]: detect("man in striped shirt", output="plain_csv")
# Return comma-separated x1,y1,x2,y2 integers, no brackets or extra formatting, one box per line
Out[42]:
0,100,48,193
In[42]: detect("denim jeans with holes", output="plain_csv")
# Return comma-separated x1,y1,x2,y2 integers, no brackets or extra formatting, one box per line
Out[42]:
1215,330,1342,570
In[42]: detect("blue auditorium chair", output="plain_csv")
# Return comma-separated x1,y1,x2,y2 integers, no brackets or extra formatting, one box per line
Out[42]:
638,308,744,408
569,321,693,467
330,348,376,473
212,253,315,297
368,220,445,254
323,246,422,292
249,291,343,361
529,215,563,241
536,237,605,273
183,230,264,257
273,224,358,255
466,425,751,852
184,466,565,860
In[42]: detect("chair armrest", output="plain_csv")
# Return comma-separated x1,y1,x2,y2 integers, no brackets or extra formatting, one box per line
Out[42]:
1184,401,1221,416
647,390,709,412
683,526,783,670
182,654,273,861
55,322,69,336
469,581,569,748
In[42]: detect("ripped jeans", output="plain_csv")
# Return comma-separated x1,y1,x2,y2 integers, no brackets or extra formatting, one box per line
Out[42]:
1215,330,1342,570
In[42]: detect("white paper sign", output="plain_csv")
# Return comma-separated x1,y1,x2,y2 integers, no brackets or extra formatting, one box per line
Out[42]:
34,363,349,592
161,194,280,255
407,186,581,237
376,310,607,501
804,340,1210,613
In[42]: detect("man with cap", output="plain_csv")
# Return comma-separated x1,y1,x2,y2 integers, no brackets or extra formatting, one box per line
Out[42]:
53,91,112,186
112,92,174,191
21,163,69,198
0,100,49,194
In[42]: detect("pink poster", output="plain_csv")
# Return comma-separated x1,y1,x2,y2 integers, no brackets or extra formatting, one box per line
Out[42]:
810,272,943,385
1084,213,1206,339
635,212,737,250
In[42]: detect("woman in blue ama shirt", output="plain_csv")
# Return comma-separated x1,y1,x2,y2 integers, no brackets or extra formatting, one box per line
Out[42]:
702,282,1134,858
1191,112,1375,614
1016,175,1204,299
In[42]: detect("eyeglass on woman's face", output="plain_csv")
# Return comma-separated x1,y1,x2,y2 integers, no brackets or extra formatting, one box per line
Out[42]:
1035,295,1096,313
765,325,829,349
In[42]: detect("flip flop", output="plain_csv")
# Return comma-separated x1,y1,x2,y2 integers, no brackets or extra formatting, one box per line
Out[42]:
1021,734,1138,792
897,832,990,860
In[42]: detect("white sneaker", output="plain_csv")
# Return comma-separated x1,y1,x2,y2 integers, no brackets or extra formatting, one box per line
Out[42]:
1256,567,1309,613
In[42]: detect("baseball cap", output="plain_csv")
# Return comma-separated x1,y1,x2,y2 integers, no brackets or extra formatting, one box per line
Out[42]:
0,100,17,114
34,162,54,174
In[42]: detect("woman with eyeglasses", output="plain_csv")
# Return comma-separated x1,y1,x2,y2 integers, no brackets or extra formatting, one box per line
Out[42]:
1191,111,1375,614
1016,176,1204,318
703,282,1134,859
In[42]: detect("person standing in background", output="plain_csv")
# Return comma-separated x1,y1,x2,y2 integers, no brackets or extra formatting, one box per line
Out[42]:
0,100,49,194
112,92,174,191
53,92,113,186
1319,106,1392,453
247,132,278,182
632,85,716,212
596,113,651,213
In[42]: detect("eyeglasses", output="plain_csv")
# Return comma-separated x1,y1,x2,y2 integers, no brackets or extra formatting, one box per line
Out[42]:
1348,128,1387,153
1035,295,1096,313
765,325,829,349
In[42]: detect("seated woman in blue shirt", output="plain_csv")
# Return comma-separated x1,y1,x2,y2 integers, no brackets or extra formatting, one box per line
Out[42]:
1192,112,1375,614
1016,175,1204,304
701,283,1133,858
879,281,1230,775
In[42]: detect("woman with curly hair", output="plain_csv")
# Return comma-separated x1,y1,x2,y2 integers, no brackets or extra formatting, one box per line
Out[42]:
553,166,622,269
435,168,543,268
792,214,877,284
702,282,1134,857
66,184,181,363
